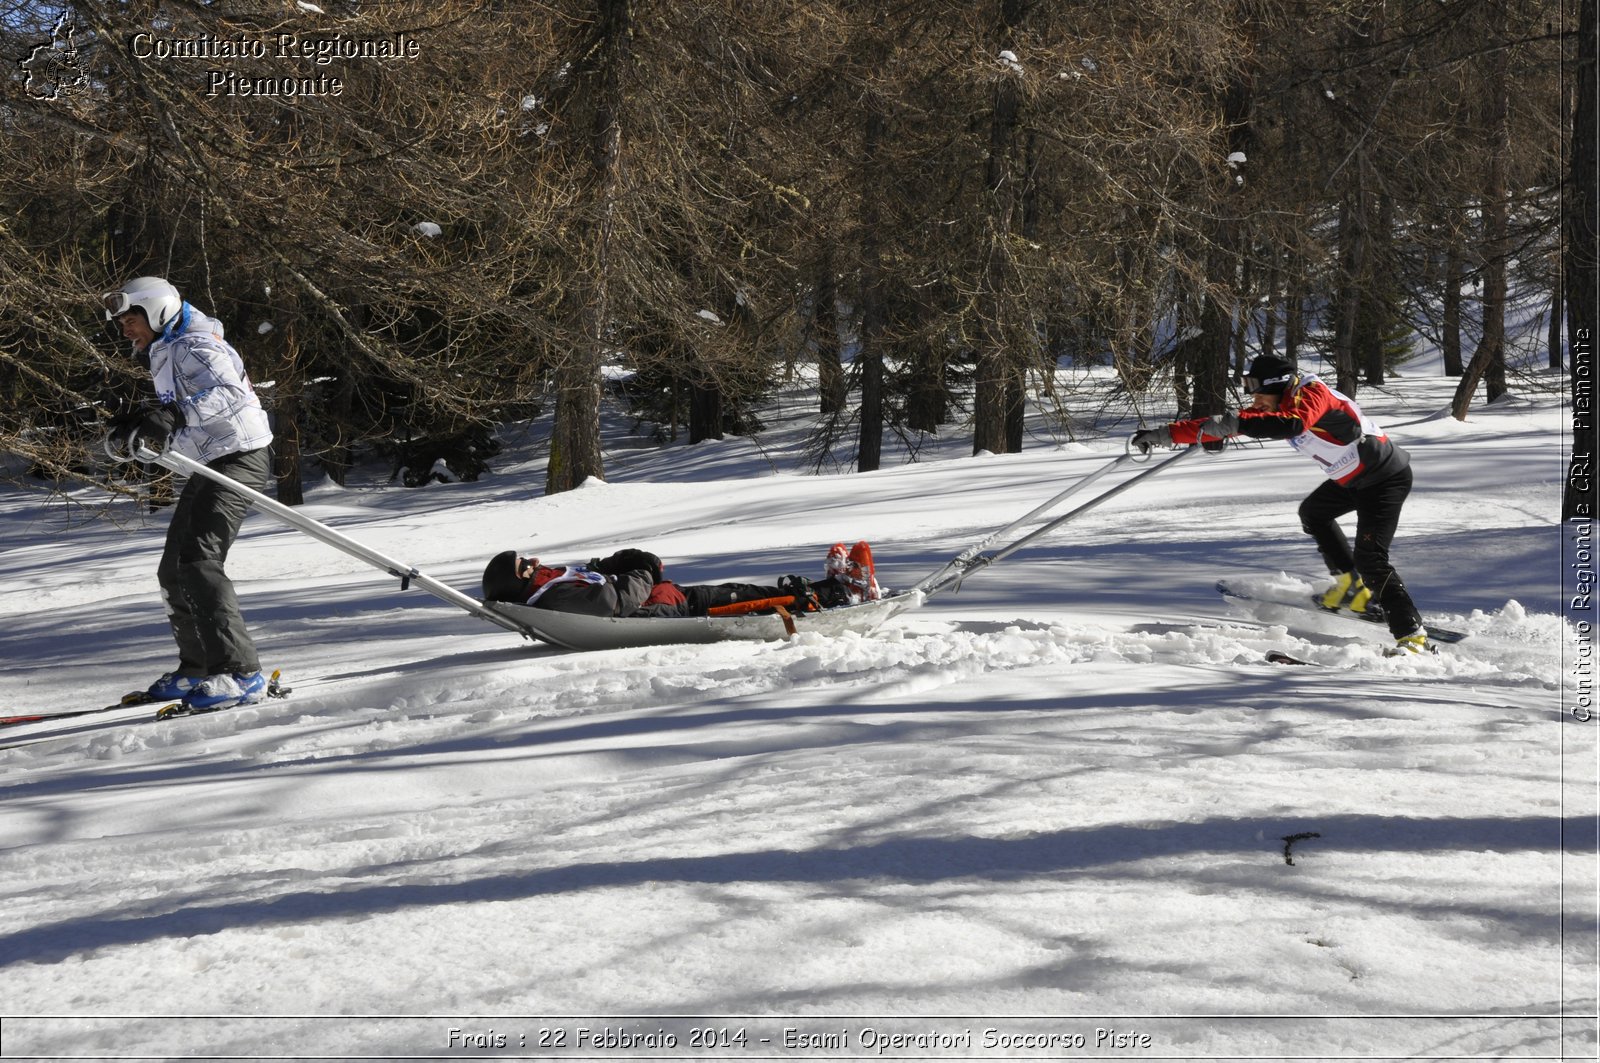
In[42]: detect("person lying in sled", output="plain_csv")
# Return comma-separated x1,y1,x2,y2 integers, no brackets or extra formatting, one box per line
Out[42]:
480,542,880,618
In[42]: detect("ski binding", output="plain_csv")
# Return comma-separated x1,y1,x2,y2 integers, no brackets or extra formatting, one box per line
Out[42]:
154,671,290,721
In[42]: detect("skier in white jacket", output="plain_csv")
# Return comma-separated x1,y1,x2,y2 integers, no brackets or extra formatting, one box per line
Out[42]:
102,277,275,711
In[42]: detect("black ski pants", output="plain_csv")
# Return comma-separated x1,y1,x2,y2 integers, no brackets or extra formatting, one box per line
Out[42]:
156,447,271,677
681,582,786,616
1298,466,1422,638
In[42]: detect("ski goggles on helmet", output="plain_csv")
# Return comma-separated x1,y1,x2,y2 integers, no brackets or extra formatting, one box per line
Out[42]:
1241,371,1292,395
100,290,136,318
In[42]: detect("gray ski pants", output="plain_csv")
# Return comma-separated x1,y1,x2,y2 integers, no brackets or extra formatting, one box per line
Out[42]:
156,447,271,677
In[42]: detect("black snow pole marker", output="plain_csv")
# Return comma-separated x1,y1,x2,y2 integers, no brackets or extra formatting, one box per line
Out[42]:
1281,831,1321,866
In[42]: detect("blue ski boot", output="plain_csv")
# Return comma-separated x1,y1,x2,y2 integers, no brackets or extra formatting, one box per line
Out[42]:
146,671,204,700
182,671,269,712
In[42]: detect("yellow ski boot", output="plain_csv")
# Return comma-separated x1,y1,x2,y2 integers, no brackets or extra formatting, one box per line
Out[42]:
1317,572,1367,612
1389,628,1433,656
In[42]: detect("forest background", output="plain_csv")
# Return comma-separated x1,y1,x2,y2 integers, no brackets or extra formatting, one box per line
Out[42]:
0,0,1591,510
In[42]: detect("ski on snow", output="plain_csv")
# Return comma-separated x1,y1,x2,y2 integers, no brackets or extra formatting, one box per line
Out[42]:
1216,578,1469,644
1263,646,1442,667
0,690,162,730
1264,650,1319,666
1,672,291,733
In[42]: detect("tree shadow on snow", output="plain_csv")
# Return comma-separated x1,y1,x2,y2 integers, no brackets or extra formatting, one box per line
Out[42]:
0,811,1590,969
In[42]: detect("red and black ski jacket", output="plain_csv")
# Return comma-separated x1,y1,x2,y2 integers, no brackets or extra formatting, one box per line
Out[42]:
1170,373,1409,488
524,564,655,617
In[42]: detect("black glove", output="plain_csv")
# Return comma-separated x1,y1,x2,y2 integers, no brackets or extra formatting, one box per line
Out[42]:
811,578,853,608
593,548,663,584
777,574,811,596
106,409,142,446
777,574,820,611
135,404,181,446
109,403,181,451
1130,426,1173,455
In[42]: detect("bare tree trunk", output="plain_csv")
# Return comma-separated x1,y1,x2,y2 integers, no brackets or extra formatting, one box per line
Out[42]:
973,319,1012,453
1196,92,1252,414
1443,239,1465,376
1261,258,1279,360
1284,276,1304,364
1361,191,1396,386
1194,259,1235,416
1226,252,1249,385
669,373,681,442
323,370,354,488
814,254,846,415
546,339,606,498
856,111,887,474
1452,0,1510,419
973,0,1026,455
1003,367,1025,453
856,331,884,473
1332,189,1368,396
906,347,948,433
1327,0,1393,398
1549,248,1564,371
549,0,629,494
688,366,724,443
1171,298,1198,416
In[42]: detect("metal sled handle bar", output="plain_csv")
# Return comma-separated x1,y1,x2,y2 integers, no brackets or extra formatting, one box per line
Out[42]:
919,445,1199,601
109,433,528,637
907,449,1139,597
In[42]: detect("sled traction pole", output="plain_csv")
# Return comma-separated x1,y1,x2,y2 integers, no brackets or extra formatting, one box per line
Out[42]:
115,437,529,637
915,444,1199,601
908,449,1136,598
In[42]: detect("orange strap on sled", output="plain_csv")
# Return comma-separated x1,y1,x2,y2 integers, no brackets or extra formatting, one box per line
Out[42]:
706,596,801,636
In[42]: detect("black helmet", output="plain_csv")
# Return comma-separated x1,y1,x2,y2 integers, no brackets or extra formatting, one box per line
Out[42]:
482,550,529,603
1242,354,1297,395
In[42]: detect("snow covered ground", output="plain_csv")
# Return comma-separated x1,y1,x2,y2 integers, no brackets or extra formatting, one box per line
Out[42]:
0,365,1593,1061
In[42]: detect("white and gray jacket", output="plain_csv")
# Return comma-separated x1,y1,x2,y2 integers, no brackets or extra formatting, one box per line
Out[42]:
146,303,273,464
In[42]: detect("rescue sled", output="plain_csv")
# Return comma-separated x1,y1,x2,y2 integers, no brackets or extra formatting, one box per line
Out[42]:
108,432,1194,652
487,591,923,652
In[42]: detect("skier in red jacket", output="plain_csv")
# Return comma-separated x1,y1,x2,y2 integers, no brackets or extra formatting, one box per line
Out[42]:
1133,354,1429,654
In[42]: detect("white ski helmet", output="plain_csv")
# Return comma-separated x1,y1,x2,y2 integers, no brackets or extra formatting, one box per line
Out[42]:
101,276,182,330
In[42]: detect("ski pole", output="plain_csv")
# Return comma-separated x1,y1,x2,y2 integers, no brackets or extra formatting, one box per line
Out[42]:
908,449,1138,597
108,433,530,637
920,444,1199,600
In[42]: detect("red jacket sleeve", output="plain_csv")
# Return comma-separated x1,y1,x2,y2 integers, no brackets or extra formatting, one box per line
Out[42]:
1168,416,1239,444
1169,383,1340,443
643,581,688,608
1168,418,1208,445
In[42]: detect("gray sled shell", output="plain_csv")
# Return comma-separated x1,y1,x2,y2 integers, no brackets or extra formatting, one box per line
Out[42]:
487,591,924,652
